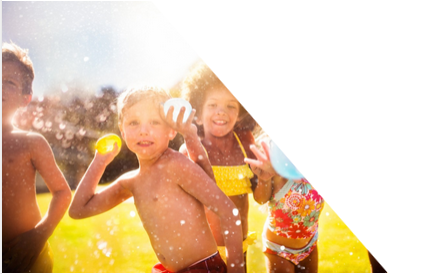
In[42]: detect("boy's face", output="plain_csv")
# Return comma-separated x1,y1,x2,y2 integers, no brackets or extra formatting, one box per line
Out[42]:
199,86,240,138
2,61,31,118
119,100,176,160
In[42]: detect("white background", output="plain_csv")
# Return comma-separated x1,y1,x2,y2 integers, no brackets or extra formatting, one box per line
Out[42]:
155,1,430,273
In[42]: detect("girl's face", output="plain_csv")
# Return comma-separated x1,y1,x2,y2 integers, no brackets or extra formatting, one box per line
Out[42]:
199,85,240,138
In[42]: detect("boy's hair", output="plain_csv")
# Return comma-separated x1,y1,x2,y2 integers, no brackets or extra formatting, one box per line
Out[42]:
117,86,171,123
181,62,255,135
2,42,35,95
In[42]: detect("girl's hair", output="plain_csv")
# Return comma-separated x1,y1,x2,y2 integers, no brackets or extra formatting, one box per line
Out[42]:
181,62,257,135
2,42,35,95
117,86,171,123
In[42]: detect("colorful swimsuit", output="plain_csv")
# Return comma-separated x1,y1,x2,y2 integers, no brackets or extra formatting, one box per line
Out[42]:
263,178,324,265
211,132,254,196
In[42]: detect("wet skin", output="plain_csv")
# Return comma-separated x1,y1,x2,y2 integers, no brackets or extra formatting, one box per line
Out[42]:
197,86,257,245
69,100,244,272
2,61,71,272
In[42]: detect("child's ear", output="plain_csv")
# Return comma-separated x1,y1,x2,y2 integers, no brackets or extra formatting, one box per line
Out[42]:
118,123,125,139
21,94,32,107
168,130,177,141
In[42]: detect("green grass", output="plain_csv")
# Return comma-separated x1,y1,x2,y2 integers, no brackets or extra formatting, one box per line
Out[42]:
37,192,371,273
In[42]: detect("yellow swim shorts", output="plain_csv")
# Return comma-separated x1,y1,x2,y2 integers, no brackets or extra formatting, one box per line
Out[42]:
217,232,257,263
29,242,53,273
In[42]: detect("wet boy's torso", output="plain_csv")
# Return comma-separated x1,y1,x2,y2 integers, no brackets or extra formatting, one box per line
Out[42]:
2,131,42,242
120,149,218,272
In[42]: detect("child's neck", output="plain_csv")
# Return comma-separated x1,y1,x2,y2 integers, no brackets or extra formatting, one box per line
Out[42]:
137,148,170,172
2,120,16,135
204,130,236,151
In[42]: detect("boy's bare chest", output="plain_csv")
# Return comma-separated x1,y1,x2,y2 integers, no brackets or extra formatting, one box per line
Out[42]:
2,141,33,175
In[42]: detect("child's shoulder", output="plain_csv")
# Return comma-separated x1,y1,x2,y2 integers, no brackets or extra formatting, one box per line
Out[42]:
160,148,197,171
5,129,48,148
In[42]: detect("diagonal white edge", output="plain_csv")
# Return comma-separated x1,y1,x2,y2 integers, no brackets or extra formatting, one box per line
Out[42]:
154,1,430,273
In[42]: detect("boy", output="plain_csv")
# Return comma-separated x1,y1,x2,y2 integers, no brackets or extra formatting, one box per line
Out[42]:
2,42,72,272
68,87,245,273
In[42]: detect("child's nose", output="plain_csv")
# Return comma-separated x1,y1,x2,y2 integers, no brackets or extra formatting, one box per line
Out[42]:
216,106,227,115
139,124,150,135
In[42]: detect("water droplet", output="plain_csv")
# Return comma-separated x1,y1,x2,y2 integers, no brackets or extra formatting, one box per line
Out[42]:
224,230,229,235
38,96,44,102
32,118,44,129
350,252,353,256
59,123,66,130
180,220,185,226
231,263,235,267
232,208,239,216
65,130,74,140
169,246,173,251
84,56,89,62
198,155,203,160
236,220,241,226
326,212,330,216
56,132,63,140
130,211,136,217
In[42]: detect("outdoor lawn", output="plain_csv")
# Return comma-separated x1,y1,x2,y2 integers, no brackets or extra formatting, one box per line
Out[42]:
37,191,371,273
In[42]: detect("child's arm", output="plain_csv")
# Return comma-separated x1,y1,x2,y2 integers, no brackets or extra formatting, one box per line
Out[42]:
176,160,244,273
69,144,133,219
159,104,215,180
3,133,72,273
245,141,276,204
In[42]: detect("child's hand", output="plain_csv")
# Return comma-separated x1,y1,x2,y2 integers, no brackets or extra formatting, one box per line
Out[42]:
94,143,120,167
2,228,46,273
245,141,277,182
159,104,198,138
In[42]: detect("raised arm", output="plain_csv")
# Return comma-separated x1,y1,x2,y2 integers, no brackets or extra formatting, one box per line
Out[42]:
159,104,215,180
244,141,276,204
177,160,244,273
69,144,132,219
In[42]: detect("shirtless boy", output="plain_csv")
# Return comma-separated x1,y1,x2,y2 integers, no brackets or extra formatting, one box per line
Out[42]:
2,42,72,272
69,87,244,273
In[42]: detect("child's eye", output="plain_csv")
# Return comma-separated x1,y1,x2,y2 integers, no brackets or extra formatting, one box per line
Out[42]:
228,105,237,109
208,103,216,108
3,79,16,87
150,120,160,125
129,121,139,126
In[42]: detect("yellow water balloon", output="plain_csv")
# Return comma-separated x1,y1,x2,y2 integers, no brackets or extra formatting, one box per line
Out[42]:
95,134,122,154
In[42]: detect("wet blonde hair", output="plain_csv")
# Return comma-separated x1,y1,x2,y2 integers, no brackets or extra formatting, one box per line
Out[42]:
117,86,171,123
2,42,35,95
